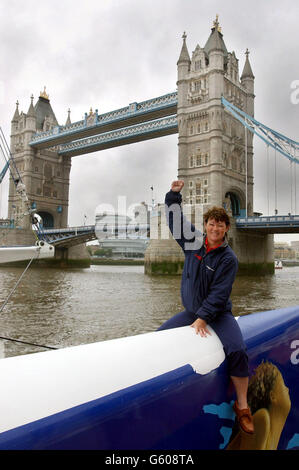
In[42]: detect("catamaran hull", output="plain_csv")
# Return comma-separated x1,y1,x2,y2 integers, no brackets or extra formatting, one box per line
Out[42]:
0,306,297,450
0,242,54,263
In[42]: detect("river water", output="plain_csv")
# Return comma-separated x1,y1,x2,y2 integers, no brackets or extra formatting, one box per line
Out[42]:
0,264,298,358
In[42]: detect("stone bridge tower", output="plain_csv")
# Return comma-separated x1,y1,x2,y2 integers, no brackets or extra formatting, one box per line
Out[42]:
8,88,71,229
145,17,274,274
177,16,255,217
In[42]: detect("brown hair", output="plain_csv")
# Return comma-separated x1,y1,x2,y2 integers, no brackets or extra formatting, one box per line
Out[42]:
204,206,230,227
247,361,279,414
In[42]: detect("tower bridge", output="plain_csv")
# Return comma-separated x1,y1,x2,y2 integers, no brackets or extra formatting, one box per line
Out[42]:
3,16,299,272
29,92,178,150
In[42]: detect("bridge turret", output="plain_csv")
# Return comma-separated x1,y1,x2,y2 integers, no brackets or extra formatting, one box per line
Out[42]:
204,15,227,99
26,95,37,133
177,32,191,109
11,100,20,136
65,108,71,126
177,32,191,74
241,49,255,116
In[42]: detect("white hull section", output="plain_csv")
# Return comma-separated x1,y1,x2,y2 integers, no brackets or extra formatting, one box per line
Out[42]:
0,242,54,263
0,325,224,433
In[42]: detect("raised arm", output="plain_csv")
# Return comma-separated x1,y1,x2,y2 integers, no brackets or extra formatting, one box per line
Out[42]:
165,180,202,253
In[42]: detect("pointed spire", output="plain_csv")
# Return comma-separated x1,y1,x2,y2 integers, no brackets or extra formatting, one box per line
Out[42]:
12,100,20,122
27,94,36,117
204,15,228,56
241,49,255,79
177,31,191,64
65,108,71,126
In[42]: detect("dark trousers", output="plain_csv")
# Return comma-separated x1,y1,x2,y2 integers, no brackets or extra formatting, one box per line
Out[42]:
157,310,249,377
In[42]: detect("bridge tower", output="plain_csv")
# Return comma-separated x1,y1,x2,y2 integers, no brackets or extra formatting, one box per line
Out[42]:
8,88,71,229
145,17,274,274
177,17,254,216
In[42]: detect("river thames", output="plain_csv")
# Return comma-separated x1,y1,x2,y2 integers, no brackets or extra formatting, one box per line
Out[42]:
0,264,298,358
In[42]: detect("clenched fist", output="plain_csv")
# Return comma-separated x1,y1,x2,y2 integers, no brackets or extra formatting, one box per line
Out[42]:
171,180,184,193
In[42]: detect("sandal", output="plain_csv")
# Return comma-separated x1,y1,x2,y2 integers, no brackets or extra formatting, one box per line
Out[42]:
233,401,254,434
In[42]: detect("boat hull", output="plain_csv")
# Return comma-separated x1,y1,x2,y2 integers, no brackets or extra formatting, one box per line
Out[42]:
0,306,298,450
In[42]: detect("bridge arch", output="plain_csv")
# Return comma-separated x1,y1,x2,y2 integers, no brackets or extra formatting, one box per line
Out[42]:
37,211,54,228
224,188,245,217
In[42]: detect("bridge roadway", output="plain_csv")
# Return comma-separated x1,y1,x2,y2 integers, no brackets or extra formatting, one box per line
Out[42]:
236,215,299,233
38,224,150,248
29,92,178,152
57,116,178,157
38,215,299,249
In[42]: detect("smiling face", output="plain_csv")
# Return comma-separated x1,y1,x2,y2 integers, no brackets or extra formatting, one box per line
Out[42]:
204,218,229,247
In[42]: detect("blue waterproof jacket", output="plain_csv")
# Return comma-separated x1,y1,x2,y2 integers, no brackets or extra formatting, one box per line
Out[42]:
165,190,238,324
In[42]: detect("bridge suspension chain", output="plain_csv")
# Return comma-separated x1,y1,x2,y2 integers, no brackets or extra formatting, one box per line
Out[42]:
221,97,299,165
222,97,299,216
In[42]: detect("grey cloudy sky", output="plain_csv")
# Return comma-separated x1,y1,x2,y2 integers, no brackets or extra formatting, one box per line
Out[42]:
0,0,298,243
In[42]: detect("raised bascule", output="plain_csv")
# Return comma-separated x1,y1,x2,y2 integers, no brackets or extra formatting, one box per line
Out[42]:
2,16,299,272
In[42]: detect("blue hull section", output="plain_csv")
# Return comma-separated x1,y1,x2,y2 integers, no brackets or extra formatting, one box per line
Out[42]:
0,306,298,450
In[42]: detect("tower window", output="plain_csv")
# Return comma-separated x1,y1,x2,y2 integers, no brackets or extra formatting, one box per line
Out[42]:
43,186,51,197
196,182,201,196
232,156,238,171
44,163,52,180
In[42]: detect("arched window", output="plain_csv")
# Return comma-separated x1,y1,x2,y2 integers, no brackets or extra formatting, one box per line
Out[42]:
225,192,241,217
37,211,54,228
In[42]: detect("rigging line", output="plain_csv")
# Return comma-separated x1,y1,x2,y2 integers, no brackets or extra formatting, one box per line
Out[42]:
290,160,293,215
0,335,58,351
0,127,21,185
267,145,270,215
294,146,297,214
0,255,37,314
0,250,58,351
244,122,248,217
274,145,278,214
296,166,298,214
